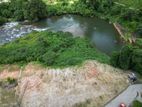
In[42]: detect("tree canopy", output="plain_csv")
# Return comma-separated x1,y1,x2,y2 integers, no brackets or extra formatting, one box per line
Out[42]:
0,0,47,22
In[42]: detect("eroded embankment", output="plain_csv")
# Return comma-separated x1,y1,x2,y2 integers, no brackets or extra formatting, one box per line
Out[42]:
0,61,129,107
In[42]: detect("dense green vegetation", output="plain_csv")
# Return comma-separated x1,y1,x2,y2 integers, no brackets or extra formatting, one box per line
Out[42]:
44,0,94,16
111,38,142,74
116,0,142,9
0,31,109,67
132,100,142,107
0,0,47,22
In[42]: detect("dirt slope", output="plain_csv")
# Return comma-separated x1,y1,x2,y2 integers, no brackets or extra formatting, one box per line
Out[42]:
14,60,129,107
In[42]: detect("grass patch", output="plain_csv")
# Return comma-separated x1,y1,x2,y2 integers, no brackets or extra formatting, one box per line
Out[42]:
132,100,142,107
0,64,20,72
73,99,92,107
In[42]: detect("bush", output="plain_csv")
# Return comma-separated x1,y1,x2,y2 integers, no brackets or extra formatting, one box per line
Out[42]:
40,51,57,66
24,0,47,21
0,2,11,18
7,77,17,84
0,17,7,25
118,46,133,69
132,100,142,107
136,24,142,37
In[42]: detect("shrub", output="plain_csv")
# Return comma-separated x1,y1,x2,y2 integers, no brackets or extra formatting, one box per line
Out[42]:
24,0,47,21
118,46,133,69
7,77,17,84
111,38,142,74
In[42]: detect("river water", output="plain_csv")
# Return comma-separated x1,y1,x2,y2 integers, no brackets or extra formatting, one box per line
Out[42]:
0,15,123,55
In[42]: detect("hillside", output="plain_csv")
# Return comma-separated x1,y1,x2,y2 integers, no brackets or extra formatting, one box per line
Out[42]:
12,61,129,107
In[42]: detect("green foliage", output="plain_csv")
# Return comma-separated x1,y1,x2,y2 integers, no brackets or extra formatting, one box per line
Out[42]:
45,0,94,16
83,0,113,13
24,0,47,21
0,2,11,18
111,38,142,74
0,31,109,67
131,49,142,74
6,77,16,84
0,16,7,25
0,0,47,21
78,0,142,36
9,0,26,21
118,46,133,69
110,52,120,67
136,24,142,37
73,99,91,107
132,100,142,107
116,0,142,9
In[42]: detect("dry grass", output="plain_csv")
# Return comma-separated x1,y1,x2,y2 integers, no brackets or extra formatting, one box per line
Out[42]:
15,60,129,107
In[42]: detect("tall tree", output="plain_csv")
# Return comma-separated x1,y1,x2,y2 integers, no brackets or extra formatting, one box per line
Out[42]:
25,0,47,21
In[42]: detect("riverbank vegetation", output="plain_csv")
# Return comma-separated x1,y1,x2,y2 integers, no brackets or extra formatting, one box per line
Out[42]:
0,31,109,67
0,0,47,23
111,39,142,74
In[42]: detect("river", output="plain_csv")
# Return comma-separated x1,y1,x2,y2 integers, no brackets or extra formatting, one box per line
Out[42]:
0,15,123,55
